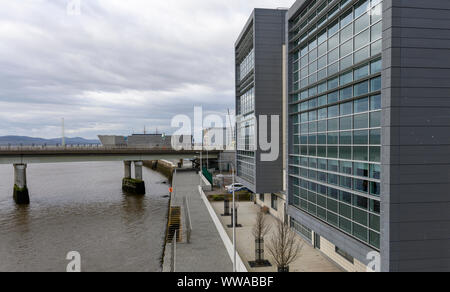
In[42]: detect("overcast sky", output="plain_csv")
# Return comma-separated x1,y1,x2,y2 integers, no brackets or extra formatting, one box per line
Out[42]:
0,0,294,139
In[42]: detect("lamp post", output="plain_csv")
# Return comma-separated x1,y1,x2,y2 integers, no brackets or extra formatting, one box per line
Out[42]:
230,163,237,272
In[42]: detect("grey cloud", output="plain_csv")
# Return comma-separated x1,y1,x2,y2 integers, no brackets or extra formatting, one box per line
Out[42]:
0,0,294,138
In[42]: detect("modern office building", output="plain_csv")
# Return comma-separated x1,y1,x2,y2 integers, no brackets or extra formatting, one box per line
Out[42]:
235,8,287,194
286,0,450,272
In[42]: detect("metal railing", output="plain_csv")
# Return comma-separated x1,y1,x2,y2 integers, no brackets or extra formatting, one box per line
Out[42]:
183,196,193,244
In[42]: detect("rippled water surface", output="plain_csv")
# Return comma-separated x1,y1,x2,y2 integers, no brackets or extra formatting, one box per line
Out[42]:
0,162,170,272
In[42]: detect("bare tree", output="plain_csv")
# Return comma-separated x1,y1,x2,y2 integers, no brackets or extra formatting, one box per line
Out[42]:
251,210,272,266
252,210,271,239
267,220,304,272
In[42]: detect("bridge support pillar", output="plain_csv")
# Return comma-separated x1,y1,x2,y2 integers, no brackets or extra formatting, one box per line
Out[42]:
124,161,132,179
122,161,145,195
13,164,30,205
134,161,143,181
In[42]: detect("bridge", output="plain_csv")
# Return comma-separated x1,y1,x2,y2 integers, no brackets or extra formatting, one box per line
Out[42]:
0,146,220,205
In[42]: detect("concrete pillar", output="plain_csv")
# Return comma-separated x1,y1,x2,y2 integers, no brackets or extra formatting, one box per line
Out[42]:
134,161,143,181
13,164,30,205
124,161,131,179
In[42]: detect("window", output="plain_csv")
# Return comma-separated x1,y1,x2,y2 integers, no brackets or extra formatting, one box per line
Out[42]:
355,12,370,34
371,21,382,41
370,94,381,110
371,77,381,92
340,101,353,115
340,9,353,27
340,71,353,85
336,247,354,264
355,64,369,80
340,86,353,100
355,97,369,113
271,194,278,211
354,0,370,18
355,29,370,51
354,81,369,96
340,39,353,57
259,193,265,202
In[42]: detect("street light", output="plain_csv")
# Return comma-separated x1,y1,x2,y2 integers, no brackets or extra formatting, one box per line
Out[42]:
230,163,237,272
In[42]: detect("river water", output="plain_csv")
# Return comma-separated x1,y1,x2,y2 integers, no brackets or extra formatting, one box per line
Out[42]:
0,162,170,272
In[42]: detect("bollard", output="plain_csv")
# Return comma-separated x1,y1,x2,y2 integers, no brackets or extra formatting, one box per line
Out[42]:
222,199,231,216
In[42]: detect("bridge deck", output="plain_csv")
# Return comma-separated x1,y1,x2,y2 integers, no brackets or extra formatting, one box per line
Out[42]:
0,147,220,165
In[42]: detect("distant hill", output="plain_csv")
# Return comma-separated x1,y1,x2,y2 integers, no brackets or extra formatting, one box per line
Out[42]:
0,136,100,146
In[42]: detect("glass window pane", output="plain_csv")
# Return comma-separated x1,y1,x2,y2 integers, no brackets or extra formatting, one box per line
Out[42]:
340,39,353,57
328,146,338,158
340,24,353,42
355,12,370,35
370,111,381,127
353,223,368,242
354,113,369,129
328,119,339,131
328,20,340,36
354,146,369,161
340,70,353,85
328,105,339,118
355,64,369,80
355,97,369,113
371,59,382,74
369,214,380,232
328,91,339,103
371,94,381,110
328,48,339,64
328,61,339,76
371,4,382,24
328,132,338,144
318,95,327,106
354,162,369,177
370,181,381,196
340,161,353,174
318,29,327,44
328,160,339,172
371,39,382,56
340,55,353,70
340,9,353,27
354,46,370,64
328,34,340,50
370,146,381,162
318,41,327,56
371,77,381,92
340,146,352,160
354,130,369,144
371,21,382,41
370,129,381,145
340,86,353,100
355,29,370,50
354,0,370,18
354,81,369,96
340,217,352,233
354,194,369,209
340,131,352,144
370,231,380,249
370,164,381,179
370,199,380,213
340,101,353,115
328,78,339,90
353,208,368,226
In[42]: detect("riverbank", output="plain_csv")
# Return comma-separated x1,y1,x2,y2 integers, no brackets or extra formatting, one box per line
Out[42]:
162,171,234,272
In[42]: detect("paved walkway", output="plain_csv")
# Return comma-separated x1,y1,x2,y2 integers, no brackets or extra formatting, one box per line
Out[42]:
211,201,342,272
163,171,232,272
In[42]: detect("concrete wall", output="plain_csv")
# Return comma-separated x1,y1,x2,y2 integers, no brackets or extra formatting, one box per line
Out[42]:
382,0,450,272
255,193,286,222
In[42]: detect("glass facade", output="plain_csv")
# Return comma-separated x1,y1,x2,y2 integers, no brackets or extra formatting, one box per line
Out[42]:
236,40,256,184
288,0,382,249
